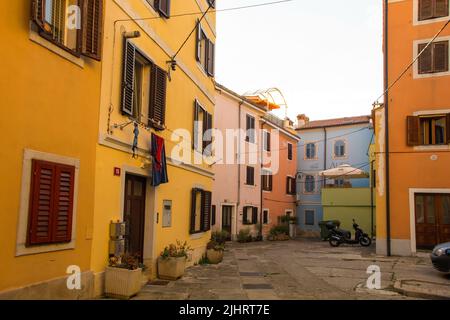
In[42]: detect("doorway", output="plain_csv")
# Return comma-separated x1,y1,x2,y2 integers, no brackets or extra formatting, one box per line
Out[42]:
222,205,233,240
124,174,147,262
415,193,450,249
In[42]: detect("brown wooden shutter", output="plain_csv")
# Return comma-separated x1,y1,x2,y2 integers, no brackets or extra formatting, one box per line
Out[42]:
419,0,434,20
156,0,171,18
195,21,202,62
122,40,136,116
211,205,216,226
201,191,212,231
203,112,213,155
269,174,273,191
291,177,297,194
418,43,433,74
193,100,200,150
52,164,75,243
446,113,450,143
433,41,449,72
82,0,103,61
288,143,293,160
207,40,215,77
407,116,421,146
31,0,45,31
149,65,167,127
243,207,249,224
252,207,258,224
27,160,75,246
286,177,290,194
190,189,197,234
435,0,449,17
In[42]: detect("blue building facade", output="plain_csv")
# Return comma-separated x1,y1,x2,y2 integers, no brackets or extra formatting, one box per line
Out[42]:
295,115,374,234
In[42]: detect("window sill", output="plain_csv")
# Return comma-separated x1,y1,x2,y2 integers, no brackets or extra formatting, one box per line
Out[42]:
29,23,85,68
413,145,450,151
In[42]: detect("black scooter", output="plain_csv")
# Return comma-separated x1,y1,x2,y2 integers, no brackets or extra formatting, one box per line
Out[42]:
327,219,372,247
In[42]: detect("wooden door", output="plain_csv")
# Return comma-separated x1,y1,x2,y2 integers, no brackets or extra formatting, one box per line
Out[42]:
222,206,233,240
124,174,147,262
437,195,450,244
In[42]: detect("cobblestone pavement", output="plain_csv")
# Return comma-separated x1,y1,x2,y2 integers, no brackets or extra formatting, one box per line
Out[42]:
133,239,450,300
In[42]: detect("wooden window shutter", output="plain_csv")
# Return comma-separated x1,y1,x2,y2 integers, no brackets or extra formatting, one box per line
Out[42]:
203,112,213,155
156,0,171,18
288,143,293,160
195,21,202,62
27,160,75,246
121,40,136,116
201,191,212,231
291,177,297,194
407,116,421,146
418,43,432,74
286,177,290,194
211,205,216,226
252,207,258,224
433,41,449,72
269,174,273,191
446,113,450,143
193,100,200,150
207,40,215,77
82,0,103,61
419,0,434,20
243,207,249,224
190,189,197,234
149,65,167,127
435,0,449,17
31,0,45,30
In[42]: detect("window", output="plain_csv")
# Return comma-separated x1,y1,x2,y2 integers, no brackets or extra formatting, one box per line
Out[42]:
162,200,172,228
190,188,212,234
305,143,316,159
263,209,269,224
246,166,255,185
146,0,171,18
196,21,215,76
243,206,258,225
407,114,450,146
305,210,315,226
27,159,75,246
288,143,293,160
304,175,315,193
246,115,256,143
193,100,213,155
211,205,216,226
286,176,296,195
31,0,103,60
334,140,346,157
122,40,167,129
418,41,449,74
262,170,273,191
419,0,449,21
263,130,271,152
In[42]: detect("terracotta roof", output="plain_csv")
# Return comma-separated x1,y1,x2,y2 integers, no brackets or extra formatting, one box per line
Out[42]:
297,115,371,130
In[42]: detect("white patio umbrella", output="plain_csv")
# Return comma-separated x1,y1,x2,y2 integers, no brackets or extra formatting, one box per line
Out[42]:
319,164,369,179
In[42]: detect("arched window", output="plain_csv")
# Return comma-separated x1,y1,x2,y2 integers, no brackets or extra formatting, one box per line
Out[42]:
334,140,346,157
305,143,316,159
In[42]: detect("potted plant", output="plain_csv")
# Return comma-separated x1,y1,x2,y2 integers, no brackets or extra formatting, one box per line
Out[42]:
268,225,290,241
158,240,191,280
206,240,225,264
105,253,145,299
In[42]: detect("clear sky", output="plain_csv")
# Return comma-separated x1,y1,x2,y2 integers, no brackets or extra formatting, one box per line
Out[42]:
215,0,383,122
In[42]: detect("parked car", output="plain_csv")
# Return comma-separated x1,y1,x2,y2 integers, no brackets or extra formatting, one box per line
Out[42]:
430,242,450,273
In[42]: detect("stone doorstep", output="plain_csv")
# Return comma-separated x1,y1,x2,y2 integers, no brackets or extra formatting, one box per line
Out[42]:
393,280,450,300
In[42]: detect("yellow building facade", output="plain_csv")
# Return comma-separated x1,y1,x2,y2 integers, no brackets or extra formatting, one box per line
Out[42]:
91,0,216,295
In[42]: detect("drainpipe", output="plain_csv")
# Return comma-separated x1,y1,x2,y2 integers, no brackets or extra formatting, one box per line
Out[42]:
323,127,327,187
384,0,392,256
259,120,267,240
237,100,243,240
370,160,375,240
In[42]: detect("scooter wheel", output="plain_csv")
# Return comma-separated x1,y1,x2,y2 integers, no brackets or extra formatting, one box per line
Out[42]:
329,238,340,247
359,237,372,247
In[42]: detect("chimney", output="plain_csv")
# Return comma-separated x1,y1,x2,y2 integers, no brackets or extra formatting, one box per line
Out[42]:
296,114,309,129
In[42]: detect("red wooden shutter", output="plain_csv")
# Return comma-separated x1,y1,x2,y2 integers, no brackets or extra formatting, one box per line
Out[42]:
149,65,167,127
122,39,136,116
27,160,75,246
52,164,75,242
31,0,45,30
407,116,421,146
418,43,433,74
419,0,434,20
433,41,449,72
446,113,450,143
157,0,171,18
435,0,449,17
201,191,212,231
27,160,55,245
82,0,104,61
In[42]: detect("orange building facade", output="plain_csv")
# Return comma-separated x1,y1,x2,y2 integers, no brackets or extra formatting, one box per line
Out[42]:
376,0,450,256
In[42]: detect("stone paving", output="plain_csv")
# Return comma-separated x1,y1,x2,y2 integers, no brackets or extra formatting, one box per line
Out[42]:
133,239,450,300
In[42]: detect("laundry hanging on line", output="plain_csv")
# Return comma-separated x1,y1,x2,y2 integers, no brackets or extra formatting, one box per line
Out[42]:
151,133,169,187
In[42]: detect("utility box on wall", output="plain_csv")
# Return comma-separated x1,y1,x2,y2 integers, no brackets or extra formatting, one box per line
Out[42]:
109,221,126,257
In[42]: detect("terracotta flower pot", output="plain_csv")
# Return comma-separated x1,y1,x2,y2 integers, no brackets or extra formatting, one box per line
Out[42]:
105,267,143,299
206,249,224,264
157,256,187,280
